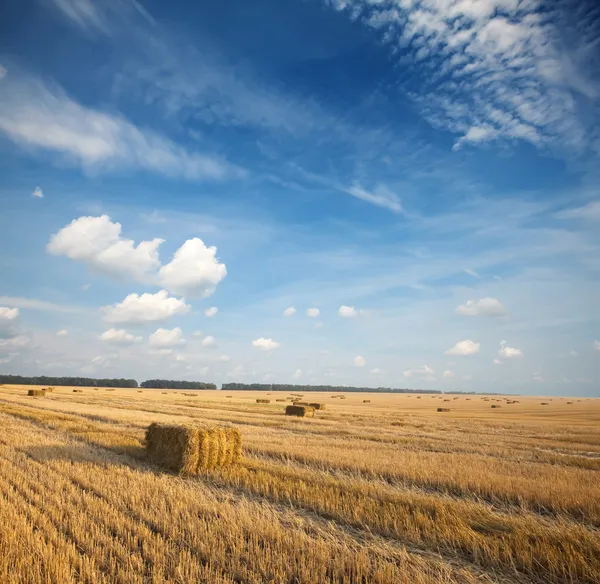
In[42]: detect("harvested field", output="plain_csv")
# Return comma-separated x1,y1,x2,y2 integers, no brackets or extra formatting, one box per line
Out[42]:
0,385,599,584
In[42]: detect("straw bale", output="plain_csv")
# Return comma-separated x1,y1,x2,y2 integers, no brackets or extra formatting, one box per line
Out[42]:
256,399,271,404
491,405,501,408
541,402,549,405
437,407,451,412
276,399,286,402
309,403,325,410
27,389,45,397
73,389,83,393
46,387,55,393
362,400,371,403
285,405,315,417
145,422,242,474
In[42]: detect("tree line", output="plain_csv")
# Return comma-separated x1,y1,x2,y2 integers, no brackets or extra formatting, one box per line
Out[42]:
140,379,217,389
221,383,442,394
0,375,216,390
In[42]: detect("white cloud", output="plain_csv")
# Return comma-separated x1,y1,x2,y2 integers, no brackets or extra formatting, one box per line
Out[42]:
456,298,507,317
533,375,544,382
0,307,20,338
0,65,6,81
48,215,163,281
0,69,238,180
201,335,216,348
219,354,231,362
149,327,184,348
32,186,44,198
99,328,142,344
252,337,280,351
463,268,480,279
445,340,480,356
306,308,320,318
56,329,69,337
353,355,366,367
81,283,91,291
569,350,578,357
204,306,218,317
283,306,296,317
0,296,85,314
192,330,203,337
0,334,33,354
48,0,109,33
593,340,600,352
344,183,403,213
158,238,227,298
103,290,190,324
443,370,456,378
403,365,436,379
338,305,358,318
498,340,524,359
294,368,302,379
326,1,598,155
0,307,19,322
370,368,380,374
493,358,504,365
556,201,600,221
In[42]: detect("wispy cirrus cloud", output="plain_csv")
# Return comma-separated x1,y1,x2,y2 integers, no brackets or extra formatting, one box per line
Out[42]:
324,0,600,155
0,66,241,180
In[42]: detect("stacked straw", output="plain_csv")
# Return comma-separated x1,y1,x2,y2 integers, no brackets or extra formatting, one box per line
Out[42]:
437,407,451,412
285,405,315,418
145,422,242,474
27,389,45,397
256,399,271,404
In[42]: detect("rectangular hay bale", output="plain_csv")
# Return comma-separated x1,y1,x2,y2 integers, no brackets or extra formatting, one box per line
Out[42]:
256,399,271,404
437,407,451,412
73,389,83,393
145,422,242,474
27,389,45,397
362,400,371,403
285,405,315,418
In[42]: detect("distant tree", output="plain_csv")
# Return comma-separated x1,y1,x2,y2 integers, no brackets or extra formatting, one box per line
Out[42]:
140,379,217,390
220,383,442,394
0,375,138,388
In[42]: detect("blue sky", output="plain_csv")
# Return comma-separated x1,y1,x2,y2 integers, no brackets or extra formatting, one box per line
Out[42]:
0,0,599,395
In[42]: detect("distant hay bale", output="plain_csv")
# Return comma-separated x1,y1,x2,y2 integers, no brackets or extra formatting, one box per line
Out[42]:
162,392,168,395
276,399,286,402
491,405,501,408
27,389,45,397
567,401,573,404
105,388,115,392
46,387,55,393
226,395,233,398
541,402,549,405
73,389,83,393
285,405,315,418
184,393,198,397
256,399,271,404
339,396,347,400
416,396,421,399
93,388,99,391
137,390,143,393
437,407,450,412
309,402,325,410
145,422,242,474
443,399,450,402
363,400,371,403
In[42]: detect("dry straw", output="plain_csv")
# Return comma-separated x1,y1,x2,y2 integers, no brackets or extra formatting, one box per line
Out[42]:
285,405,315,418
491,405,501,408
73,389,83,393
309,403,325,410
363,400,371,403
256,399,271,404
46,387,55,393
27,389,45,397
145,422,242,474
437,407,451,412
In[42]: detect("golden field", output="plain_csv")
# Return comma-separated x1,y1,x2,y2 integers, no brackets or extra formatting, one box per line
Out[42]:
0,385,599,584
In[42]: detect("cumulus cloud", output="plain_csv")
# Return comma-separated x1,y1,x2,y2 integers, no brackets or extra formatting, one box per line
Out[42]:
353,355,366,367
306,308,320,318
456,298,507,317
283,306,296,317
48,215,163,281
0,307,20,339
338,305,358,318
201,335,216,348
252,337,280,351
158,238,226,298
443,370,456,378
493,358,504,365
149,327,185,347
445,340,480,356
99,328,142,344
103,290,190,324
294,368,302,378
204,306,218,317
403,365,435,379
370,368,380,374
32,186,44,198
0,334,33,354
56,329,69,337
594,341,600,352
498,340,523,359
